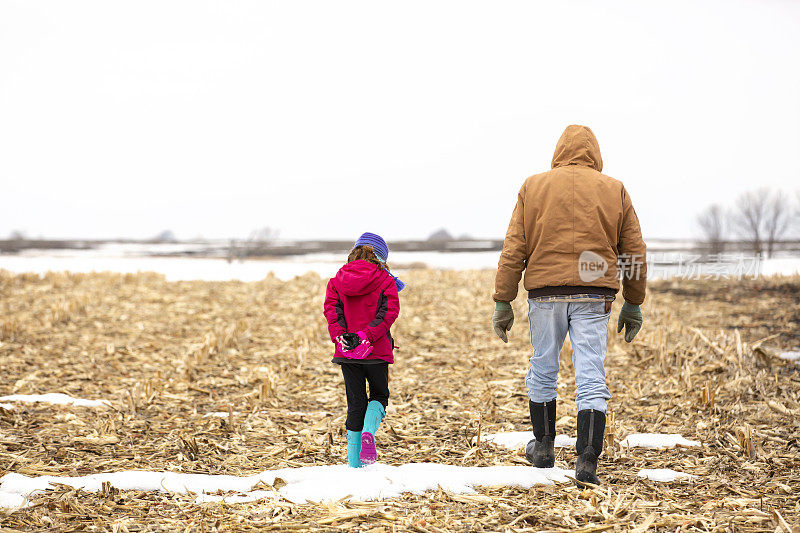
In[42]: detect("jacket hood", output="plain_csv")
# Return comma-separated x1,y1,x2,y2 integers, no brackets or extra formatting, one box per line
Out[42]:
335,260,389,296
551,125,603,172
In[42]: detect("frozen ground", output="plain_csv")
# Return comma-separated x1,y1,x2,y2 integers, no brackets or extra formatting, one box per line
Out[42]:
0,272,793,529
2,244,799,281
0,463,572,510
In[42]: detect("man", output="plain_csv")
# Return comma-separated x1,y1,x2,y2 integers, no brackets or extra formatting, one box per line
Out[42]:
492,125,646,484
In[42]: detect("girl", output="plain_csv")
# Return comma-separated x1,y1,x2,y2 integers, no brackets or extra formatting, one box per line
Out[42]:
323,232,404,467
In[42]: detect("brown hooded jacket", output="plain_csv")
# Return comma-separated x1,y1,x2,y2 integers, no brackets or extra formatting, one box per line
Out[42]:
493,125,647,305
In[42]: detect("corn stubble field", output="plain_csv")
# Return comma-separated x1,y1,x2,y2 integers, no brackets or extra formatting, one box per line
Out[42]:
0,269,798,532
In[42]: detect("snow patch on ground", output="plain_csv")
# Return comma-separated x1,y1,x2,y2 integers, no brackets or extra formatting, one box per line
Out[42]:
0,251,497,282
760,258,800,276
0,394,111,408
0,463,571,509
0,251,340,282
6,248,800,282
0,403,14,410
778,351,800,364
481,432,576,449
0,491,26,509
637,469,696,482
620,434,700,449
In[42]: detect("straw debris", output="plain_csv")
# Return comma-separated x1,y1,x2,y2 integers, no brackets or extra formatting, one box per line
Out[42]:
0,269,798,531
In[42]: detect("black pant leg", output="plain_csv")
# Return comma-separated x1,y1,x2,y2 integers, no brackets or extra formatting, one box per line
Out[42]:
364,363,390,409
340,364,368,431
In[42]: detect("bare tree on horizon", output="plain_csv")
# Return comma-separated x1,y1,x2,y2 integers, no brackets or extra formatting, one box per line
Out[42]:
696,204,726,256
795,190,800,237
764,191,790,258
8,230,27,241
732,188,769,257
226,226,280,263
248,227,280,244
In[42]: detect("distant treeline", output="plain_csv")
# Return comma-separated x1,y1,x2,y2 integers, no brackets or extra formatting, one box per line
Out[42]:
223,238,504,261
696,188,800,257
0,239,96,253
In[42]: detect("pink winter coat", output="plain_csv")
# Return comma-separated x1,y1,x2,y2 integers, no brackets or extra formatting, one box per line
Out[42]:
323,260,400,364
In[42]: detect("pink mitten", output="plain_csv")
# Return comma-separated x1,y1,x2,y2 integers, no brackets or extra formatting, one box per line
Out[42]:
346,331,373,359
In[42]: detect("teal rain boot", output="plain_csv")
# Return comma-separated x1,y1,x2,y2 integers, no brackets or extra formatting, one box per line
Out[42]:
347,430,363,468
359,401,385,464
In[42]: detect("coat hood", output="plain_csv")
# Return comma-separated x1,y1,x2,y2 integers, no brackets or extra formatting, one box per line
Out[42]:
551,125,603,172
335,260,389,296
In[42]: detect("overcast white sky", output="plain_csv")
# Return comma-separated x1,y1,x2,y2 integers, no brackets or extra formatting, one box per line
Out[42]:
1,1,799,241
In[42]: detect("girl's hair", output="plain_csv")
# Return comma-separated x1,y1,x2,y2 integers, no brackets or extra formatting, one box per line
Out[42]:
347,245,391,271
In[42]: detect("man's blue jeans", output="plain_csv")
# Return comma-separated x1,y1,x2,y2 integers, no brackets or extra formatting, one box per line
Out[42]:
525,298,612,412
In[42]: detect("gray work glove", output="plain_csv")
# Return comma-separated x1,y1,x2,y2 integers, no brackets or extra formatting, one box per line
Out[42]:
617,302,642,342
492,301,514,343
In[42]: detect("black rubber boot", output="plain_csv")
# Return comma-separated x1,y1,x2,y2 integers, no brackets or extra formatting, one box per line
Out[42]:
575,409,606,485
525,399,556,468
